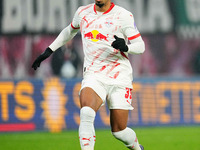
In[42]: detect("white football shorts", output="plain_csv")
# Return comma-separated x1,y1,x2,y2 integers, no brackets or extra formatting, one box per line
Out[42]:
80,75,133,110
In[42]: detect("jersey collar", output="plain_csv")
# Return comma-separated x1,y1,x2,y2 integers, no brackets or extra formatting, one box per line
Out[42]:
94,2,115,15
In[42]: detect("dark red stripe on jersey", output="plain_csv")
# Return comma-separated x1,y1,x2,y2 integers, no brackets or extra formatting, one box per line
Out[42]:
120,51,128,59
128,33,141,40
94,4,97,14
94,2,115,14
71,23,80,29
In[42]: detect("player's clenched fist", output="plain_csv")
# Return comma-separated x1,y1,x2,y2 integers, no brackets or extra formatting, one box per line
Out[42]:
111,35,128,52
32,47,53,70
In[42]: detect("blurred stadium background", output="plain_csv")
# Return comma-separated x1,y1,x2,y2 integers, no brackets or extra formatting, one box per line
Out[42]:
0,0,200,150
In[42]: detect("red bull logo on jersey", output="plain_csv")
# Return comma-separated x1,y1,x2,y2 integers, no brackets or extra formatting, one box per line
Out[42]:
84,30,108,42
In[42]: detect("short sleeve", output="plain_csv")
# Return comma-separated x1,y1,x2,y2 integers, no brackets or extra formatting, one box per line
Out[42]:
71,7,81,29
120,11,141,40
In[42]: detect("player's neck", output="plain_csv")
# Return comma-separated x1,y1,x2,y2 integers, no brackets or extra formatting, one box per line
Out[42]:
95,2,112,12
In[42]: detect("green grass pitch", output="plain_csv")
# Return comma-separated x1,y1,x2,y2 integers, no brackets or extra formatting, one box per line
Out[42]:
0,126,199,150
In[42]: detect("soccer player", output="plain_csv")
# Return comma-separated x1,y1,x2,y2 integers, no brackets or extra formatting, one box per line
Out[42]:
32,0,145,150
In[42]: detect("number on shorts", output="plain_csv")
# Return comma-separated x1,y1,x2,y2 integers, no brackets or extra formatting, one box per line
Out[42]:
125,88,132,99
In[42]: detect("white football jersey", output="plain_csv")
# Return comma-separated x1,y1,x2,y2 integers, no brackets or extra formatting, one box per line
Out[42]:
71,3,141,88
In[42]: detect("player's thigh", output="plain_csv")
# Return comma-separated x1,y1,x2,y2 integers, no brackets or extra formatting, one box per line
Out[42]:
110,109,129,132
80,75,107,112
80,87,103,112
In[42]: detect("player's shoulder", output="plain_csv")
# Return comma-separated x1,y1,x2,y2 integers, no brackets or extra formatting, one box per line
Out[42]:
76,3,94,15
113,5,133,16
113,4,134,23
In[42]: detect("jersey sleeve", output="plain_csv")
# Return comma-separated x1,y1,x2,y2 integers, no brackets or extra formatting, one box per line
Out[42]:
120,11,141,41
71,7,81,29
119,10,145,55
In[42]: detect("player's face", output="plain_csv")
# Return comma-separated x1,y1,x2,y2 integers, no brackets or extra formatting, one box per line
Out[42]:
95,0,110,8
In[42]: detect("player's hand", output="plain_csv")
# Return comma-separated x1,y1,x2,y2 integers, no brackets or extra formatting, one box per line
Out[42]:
32,47,53,70
111,35,128,52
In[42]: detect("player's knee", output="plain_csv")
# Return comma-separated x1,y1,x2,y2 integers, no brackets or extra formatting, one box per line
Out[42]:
111,125,127,132
80,106,96,123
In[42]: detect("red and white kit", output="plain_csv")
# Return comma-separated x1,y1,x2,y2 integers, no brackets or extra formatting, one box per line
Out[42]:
49,3,145,109
71,3,143,88
41,3,144,150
